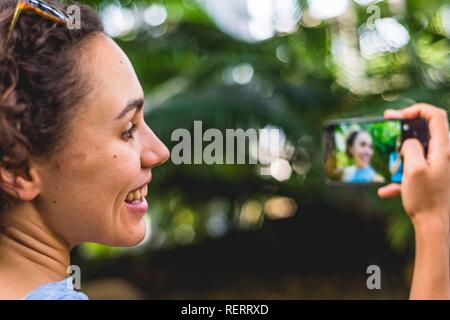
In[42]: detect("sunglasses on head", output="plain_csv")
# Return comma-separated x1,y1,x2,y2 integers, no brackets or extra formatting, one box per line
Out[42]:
8,0,69,39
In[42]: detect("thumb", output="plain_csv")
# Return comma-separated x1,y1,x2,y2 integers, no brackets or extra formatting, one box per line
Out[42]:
401,139,427,174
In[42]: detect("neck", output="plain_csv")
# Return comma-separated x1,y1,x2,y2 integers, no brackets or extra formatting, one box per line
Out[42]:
355,162,369,169
0,202,70,298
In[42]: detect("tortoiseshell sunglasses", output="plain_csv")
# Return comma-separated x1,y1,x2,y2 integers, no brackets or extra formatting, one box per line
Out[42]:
8,0,69,39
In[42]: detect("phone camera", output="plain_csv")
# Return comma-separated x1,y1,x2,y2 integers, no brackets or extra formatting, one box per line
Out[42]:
403,124,410,131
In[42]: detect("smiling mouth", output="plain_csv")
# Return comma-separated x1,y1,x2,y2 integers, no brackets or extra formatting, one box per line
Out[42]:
125,184,148,204
363,154,371,160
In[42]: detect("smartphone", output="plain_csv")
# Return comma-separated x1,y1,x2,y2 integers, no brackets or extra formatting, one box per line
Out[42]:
322,117,429,185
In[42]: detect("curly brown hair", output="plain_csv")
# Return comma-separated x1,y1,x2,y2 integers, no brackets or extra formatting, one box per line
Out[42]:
0,0,104,210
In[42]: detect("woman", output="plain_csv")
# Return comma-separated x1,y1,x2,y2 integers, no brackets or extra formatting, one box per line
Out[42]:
0,0,169,299
0,0,449,300
342,130,385,183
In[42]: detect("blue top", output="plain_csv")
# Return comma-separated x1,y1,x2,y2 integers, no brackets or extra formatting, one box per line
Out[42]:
23,277,89,300
389,152,403,183
343,165,377,183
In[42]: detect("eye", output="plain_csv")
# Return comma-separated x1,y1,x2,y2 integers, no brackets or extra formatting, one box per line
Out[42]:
121,122,138,141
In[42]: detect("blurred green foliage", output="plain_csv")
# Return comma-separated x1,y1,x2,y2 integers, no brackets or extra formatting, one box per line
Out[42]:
78,0,450,258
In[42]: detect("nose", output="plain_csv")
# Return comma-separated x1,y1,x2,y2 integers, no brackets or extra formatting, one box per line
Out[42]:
141,125,170,169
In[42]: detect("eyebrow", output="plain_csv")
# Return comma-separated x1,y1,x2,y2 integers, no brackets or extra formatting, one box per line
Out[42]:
115,98,144,121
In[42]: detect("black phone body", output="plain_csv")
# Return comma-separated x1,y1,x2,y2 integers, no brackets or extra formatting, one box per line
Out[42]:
322,117,429,185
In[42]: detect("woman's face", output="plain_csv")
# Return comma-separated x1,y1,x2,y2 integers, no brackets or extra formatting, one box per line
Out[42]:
34,33,170,247
349,131,373,168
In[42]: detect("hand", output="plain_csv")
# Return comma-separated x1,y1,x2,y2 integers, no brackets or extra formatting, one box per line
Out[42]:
378,104,450,299
378,103,450,225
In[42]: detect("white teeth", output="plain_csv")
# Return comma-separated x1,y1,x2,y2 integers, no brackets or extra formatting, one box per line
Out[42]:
126,193,134,202
142,185,148,197
134,190,142,199
125,185,148,203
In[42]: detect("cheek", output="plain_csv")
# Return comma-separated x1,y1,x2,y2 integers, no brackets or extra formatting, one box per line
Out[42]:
39,142,143,244
354,146,363,155
66,145,138,199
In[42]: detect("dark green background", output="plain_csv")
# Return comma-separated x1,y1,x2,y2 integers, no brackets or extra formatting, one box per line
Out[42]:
71,0,450,299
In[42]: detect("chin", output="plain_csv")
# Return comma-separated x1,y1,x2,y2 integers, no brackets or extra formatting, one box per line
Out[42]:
104,220,147,247
124,221,147,247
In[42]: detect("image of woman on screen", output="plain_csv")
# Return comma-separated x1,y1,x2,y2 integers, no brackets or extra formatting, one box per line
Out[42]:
341,130,385,183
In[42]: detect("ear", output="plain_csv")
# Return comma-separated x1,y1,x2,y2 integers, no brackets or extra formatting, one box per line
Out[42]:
347,147,354,158
0,162,41,202
0,166,19,198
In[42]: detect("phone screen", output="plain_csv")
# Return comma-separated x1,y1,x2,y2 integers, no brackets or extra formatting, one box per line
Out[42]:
323,118,428,185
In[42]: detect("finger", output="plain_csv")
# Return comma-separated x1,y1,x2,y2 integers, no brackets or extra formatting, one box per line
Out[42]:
402,103,449,148
384,109,403,119
401,138,427,173
378,183,401,198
